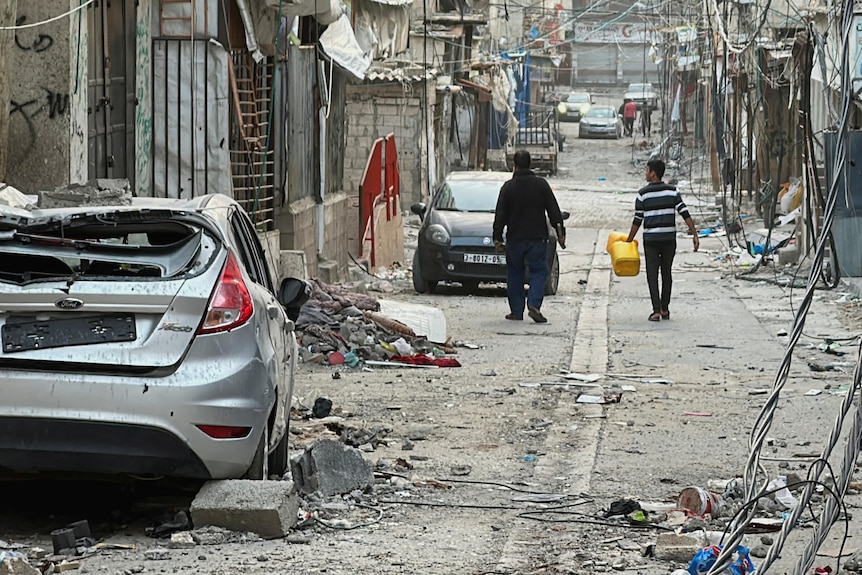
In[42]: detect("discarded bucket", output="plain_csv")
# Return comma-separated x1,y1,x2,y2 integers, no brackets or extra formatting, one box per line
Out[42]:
678,486,724,517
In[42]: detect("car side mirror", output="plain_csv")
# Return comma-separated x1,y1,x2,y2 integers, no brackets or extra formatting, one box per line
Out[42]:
410,203,427,218
561,211,570,220
278,277,311,322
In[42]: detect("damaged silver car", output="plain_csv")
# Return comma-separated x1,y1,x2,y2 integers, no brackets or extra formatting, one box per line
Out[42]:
0,193,309,479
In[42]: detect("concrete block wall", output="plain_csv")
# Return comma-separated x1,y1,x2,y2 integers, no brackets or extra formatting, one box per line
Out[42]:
279,197,318,278
318,191,350,276
277,193,350,282
344,86,425,210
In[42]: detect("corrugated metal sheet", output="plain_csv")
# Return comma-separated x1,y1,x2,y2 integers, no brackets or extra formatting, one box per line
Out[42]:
286,45,316,204
326,70,347,195
363,66,438,84
152,39,231,200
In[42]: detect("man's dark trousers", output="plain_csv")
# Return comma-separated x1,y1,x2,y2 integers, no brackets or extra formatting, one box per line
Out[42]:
505,239,548,317
644,240,676,313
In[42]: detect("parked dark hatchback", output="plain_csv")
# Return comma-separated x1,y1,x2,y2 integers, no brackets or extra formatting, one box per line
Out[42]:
410,172,568,294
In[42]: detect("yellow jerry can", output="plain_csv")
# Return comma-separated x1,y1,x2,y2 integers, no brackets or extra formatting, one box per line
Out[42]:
605,231,629,254
609,237,640,277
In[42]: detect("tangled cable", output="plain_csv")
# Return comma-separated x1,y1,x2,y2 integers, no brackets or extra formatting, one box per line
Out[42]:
706,1,860,573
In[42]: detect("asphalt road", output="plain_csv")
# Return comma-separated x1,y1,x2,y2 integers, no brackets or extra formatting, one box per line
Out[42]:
2,115,862,575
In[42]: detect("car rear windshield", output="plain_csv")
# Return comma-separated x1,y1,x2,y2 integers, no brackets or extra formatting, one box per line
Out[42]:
0,217,217,284
433,181,504,212
586,108,615,118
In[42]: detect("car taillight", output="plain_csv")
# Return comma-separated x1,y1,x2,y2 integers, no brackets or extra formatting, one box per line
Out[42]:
196,424,252,439
198,252,253,334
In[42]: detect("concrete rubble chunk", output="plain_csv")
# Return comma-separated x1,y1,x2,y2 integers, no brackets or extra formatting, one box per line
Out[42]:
190,480,299,539
38,179,132,209
0,558,40,575
291,439,374,496
167,532,195,549
143,548,170,561
653,533,705,563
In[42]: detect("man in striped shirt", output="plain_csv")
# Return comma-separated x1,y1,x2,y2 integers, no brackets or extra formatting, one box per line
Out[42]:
625,159,699,322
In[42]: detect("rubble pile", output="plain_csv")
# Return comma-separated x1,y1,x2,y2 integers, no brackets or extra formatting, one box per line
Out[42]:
296,279,456,366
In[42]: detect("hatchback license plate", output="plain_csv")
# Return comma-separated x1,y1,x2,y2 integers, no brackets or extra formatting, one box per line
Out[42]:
2,314,137,353
464,253,506,265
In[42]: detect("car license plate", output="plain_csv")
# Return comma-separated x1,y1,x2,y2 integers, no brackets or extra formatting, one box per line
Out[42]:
2,314,137,353
464,253,506,264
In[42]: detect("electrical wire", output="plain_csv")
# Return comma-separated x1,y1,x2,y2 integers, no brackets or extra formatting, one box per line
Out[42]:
705,0,860,571
0,0,96,29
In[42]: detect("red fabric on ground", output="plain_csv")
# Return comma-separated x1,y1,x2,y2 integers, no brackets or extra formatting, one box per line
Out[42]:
389,355,461,367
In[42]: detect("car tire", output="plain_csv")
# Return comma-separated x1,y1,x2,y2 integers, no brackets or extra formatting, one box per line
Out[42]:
462,280,479,292
544,251,560,296
268,427,289,479
412,251,437,294
243,428,267,480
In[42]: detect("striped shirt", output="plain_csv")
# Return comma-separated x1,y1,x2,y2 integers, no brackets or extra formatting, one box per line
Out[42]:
632,182,691,244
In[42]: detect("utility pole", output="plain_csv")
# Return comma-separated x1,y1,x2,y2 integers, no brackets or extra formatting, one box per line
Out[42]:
0,0,17,182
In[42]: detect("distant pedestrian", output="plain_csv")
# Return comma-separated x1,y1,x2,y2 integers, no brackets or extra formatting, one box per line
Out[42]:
493,150,567,323
623,99,637,136
625,159,699,322
640,102,653,136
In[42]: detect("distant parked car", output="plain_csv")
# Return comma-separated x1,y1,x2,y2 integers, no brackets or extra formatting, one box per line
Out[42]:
623,82,658,109
557,92,593,122
411,171,569,295
579,105,623,139
0,194,310,480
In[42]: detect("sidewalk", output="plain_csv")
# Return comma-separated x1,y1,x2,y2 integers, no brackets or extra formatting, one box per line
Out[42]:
592,229,862,573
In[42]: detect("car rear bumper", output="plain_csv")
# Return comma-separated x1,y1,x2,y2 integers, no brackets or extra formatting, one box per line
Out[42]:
0,324,275,479
0,417,211,477
580,126,618,137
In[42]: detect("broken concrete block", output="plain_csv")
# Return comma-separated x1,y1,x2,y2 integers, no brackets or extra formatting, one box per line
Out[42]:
778,245,799,265
143,548,170,561
190,480,299,539
53,561,80,573
654,533,704,563
38,179,132,209
291,439,374,496
168,532,195,549
0,558,40,575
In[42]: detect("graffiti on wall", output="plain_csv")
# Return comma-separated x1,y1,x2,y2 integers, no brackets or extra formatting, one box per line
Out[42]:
9,89,70,156
14,16,54,52
8,11,66,164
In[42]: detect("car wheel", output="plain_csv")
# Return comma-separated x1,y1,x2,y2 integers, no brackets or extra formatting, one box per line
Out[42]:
268,427,289,479
412,251,432,294
244,427,268,480
544,251,560,296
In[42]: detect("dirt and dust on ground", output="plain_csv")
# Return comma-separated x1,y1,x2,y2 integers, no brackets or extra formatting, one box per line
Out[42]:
3,115,862,575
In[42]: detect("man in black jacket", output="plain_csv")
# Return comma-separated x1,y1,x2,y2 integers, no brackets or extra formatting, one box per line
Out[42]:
493,150,566,323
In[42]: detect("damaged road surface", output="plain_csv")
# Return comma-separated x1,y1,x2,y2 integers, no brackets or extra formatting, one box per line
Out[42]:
4,127,862,575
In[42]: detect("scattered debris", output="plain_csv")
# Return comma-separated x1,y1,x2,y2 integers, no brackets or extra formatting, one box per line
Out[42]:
291,439,375,497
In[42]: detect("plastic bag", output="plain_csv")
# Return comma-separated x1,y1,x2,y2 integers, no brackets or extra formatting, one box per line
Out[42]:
688,545,754,575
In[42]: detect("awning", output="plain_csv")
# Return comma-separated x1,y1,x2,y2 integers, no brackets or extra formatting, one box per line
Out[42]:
320,14,372,80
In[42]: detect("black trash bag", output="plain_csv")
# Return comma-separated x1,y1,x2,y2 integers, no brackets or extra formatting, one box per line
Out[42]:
312,397,333,419
603,498,641,518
